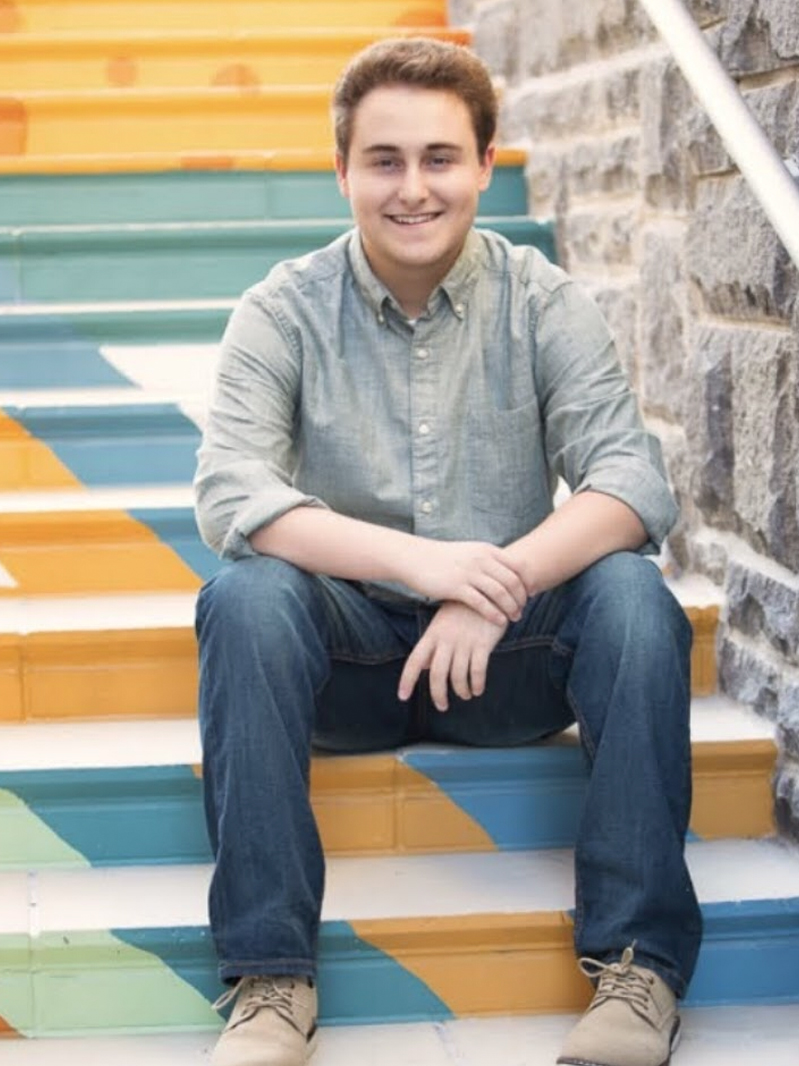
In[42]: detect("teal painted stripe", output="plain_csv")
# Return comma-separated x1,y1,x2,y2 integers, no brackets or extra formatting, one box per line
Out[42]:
0,218,556,303
405,746,588,850
5,402,201,485
116,921,454,1026
687,898,799,1006
129,507,222,581
0,167,527,227
0,337,134,390
0,307,232,348
0,767,210,869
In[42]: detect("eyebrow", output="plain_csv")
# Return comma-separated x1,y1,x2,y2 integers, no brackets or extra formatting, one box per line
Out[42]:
362,142,464,155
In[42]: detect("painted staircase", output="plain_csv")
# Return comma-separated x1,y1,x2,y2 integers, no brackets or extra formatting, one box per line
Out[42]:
1,0,798,1062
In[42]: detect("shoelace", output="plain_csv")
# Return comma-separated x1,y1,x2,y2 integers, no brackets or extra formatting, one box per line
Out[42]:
213,976,306,1035
577,945,658,1025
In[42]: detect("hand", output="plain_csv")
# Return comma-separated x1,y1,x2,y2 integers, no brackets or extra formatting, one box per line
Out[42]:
398,601,507,712
398,539,528,626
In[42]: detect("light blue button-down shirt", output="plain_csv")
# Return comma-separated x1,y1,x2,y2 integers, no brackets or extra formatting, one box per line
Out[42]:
195,227,676,599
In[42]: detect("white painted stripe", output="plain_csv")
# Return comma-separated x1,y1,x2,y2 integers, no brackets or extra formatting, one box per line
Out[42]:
0,299,236,316
11,839,799,934
0,485,194,512
0,697,772,772
0,560,18,589
0,591,198,634
4,1008,799,1066
100,344,220,395
0,387,205,406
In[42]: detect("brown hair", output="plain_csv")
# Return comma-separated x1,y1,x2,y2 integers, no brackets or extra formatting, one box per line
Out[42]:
332,37,498,162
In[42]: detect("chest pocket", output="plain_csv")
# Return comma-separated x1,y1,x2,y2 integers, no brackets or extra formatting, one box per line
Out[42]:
467,399,543,522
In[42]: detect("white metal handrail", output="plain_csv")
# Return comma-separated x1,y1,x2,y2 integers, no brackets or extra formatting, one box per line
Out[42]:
639,0,799,271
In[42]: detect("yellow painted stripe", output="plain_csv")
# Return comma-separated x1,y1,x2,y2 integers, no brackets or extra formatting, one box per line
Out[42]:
0,145,527,175
21,628,197,721
691,739,776,839
3,602,716,722
9,0,449,35
311,755,495,855
0,634,23,722
690,605,719,697
0,511,202,596
0,28,471,91
352,911,592,1016
0,412,83,492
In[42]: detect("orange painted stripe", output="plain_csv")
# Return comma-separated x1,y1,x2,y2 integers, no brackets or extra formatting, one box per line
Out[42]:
0,510,202,596
690,605,719,696
0,632,23,722
353,911,592,1015
0,145,527,174
0,411,83,491
692,739,776,839
22,628,197,721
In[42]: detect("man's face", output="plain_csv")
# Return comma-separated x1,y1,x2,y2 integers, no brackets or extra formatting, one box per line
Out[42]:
335,84,495,304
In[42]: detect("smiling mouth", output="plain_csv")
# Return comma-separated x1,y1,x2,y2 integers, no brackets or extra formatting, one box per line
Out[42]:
388,213,442,225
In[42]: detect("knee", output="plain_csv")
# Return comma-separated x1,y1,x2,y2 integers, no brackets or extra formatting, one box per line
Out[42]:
196,556,322,645
576,553,692,655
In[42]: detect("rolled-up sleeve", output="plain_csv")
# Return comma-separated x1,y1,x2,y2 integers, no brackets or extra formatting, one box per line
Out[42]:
534,279,677,551
194,288,327,559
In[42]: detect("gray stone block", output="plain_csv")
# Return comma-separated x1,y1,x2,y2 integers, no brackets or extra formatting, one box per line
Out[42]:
639,228,689,420
685,326,735,519
641,58,695,210
726,556,799,657
721,0,799,76
473,0,521,81
775,758,799,844
563,205,636,270
687,175,798,320
588,280,639,381
719,631,799,727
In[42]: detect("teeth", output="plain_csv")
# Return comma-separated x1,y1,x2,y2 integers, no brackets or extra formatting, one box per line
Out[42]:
392,214,437,225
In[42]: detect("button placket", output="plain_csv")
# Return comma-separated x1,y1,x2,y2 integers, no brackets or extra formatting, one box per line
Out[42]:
409,333,438,531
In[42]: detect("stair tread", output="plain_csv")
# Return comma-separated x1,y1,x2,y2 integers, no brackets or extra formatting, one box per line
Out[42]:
4,1007,799,1066
1,840,798,935
0,695,775,772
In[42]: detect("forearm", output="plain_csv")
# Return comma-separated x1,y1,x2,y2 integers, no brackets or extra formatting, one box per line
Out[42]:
505,490,648,596
249,507,416,585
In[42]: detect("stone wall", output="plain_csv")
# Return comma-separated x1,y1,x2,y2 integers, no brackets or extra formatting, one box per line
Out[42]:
451,0,799,837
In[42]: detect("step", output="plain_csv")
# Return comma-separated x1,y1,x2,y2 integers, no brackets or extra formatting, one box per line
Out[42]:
0,840,798,1035
7,0,449,35
0,573,720,722
0,696,777,870
0,217,556,304
0,27,470,92
0,301,235,348
5,1007,799,1066
0,151,529,224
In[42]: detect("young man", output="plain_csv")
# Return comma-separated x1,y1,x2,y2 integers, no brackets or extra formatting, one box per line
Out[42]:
194,37,702,1066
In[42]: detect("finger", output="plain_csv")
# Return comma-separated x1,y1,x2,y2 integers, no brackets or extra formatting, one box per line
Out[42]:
398,641,431,701
469,646,490,698
461,586,507,626
486,554,528,612
428,644,453,712
474,573,524,622
449,645,472,702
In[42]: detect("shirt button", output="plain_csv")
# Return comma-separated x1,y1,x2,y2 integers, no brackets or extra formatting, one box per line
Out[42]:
454,303,465,316
415,347,429,359
377,313,385,324
421,501,433,514
418,422,431,436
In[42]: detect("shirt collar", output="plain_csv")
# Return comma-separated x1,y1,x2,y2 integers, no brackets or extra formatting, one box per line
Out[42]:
347,228,482,322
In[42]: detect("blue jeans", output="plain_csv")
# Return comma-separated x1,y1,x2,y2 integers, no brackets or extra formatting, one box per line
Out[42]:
195,551,702,997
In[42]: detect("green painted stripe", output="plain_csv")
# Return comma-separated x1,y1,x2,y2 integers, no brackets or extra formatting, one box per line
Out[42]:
0,307,232,347
0,218,556,303
0,789,89,869
0,167,528,226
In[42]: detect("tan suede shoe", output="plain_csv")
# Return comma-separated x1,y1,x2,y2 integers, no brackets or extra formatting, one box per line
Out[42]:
211,975,318,1066
558,946,680,1066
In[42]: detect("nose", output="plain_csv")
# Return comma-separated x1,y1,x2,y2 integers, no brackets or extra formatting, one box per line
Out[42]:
398,163,428,206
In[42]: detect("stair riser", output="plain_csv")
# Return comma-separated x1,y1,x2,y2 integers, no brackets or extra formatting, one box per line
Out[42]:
0,741,777,869
0,29,469,92
9,0,449,35
0,166,528,226
0,607,719,724
0,218,556,303
1,901,798,1036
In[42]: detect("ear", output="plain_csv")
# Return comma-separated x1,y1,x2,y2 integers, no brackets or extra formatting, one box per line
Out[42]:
477,143,496,193
335,152,350,198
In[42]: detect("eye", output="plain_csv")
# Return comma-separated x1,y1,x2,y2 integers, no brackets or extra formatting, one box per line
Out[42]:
372,157,401,171
427,154,454,169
